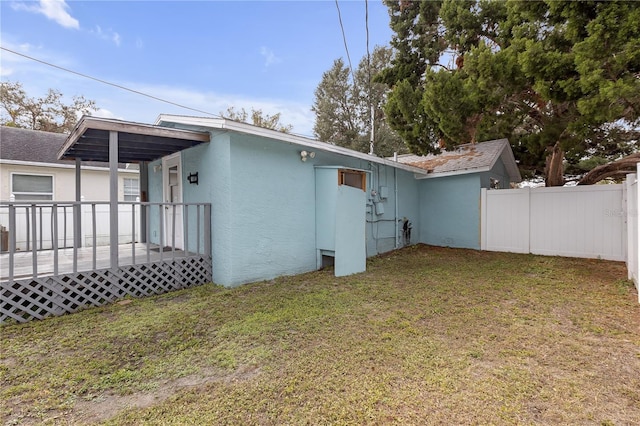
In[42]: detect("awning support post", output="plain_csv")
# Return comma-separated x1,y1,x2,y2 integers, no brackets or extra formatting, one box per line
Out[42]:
109,130,119,269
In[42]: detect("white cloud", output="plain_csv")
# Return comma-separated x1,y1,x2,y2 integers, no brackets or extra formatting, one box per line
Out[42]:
260,46,282,68
0,42,312,135
0,67,14,77
12,0,79,30
104,83,315,136
0,40,39,76
90,25,122,47
92,108,121,120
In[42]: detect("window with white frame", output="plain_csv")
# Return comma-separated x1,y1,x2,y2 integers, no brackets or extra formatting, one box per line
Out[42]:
123,178,139,201
11,173,54,201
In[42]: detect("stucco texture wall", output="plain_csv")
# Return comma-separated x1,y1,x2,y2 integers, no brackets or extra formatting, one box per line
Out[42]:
146,125,424,287
171,131,421,286
418,174,481,250
223,132,317,285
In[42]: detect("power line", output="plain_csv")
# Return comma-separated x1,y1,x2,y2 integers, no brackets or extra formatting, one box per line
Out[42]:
0,46,220,118
365,0,374,155
334,0,355,82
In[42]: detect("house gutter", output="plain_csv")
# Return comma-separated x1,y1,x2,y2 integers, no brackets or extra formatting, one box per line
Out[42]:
155,114,430,177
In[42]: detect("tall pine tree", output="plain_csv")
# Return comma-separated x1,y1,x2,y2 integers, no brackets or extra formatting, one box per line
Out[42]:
379,0,640,185
312,47,408,157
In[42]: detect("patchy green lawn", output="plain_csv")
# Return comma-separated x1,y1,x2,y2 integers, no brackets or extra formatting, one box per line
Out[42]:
1,245,639,425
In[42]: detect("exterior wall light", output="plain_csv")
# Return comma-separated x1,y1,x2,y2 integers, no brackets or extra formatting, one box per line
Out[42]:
187,172,199,185
300,150,316,162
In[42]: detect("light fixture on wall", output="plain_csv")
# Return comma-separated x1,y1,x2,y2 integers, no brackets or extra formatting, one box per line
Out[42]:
187,172,199,185
153,164,162,173
300,150,316,162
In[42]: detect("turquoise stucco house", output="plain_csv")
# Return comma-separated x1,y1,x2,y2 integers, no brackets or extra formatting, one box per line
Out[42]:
396,139,521,250
59,115,521,288
4,116,520,323
150,115,428,286
150,116,520,285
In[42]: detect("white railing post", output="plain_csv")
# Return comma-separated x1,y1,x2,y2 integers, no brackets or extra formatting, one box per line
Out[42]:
636,165,640,302
80,196,88,248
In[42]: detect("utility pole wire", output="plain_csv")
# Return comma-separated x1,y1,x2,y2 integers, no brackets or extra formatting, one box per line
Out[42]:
334,0,356,83
0,46,220,118
365,0,374,155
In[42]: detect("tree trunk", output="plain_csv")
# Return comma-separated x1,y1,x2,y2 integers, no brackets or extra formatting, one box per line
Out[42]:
577,153,640,185
545,141,565,187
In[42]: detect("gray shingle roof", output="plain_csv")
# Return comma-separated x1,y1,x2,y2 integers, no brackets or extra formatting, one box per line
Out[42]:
1,126,68,163
395,138,521,182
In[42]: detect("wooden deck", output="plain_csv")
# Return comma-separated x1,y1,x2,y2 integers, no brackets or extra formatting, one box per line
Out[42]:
0,243,191,281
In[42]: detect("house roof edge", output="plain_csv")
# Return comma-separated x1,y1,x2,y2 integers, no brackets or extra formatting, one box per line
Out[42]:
155,114,429,176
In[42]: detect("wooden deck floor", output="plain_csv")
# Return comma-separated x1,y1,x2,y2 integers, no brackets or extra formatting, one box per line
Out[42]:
0,244,191,281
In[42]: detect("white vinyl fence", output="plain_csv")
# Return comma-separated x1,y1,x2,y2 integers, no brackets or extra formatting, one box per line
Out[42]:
625,170,640,302
481,185,626,261
481,178,640,303
0,203,140,251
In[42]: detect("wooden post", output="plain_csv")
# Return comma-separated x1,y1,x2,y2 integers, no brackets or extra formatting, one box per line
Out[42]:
75,158,82,248
109,131,119,269
140,161,148,243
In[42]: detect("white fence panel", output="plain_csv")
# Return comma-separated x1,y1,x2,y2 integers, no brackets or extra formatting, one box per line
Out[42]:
529,186,625,261
481,188,530,253
82,204,140,247
481,184,625,262
0,204,140,251
626,170,640,302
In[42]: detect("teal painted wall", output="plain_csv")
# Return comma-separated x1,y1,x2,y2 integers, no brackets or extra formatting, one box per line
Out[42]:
418,174,481,249
480,158,511,189
223,132,317,285
181,140,215,260
222,134,420,285
149,128,421,286
183,132,233,285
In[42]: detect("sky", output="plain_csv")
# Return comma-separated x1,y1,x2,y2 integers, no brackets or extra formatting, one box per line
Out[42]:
0,0,395,137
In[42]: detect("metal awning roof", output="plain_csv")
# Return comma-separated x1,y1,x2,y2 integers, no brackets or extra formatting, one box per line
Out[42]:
58,116,210,163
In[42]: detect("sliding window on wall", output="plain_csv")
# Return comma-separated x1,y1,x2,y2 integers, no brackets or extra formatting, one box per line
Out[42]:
11,173,54,201
123,178,139,201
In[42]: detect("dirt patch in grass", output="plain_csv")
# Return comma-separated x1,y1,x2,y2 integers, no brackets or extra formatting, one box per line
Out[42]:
70,365,260,425
1,245,639,425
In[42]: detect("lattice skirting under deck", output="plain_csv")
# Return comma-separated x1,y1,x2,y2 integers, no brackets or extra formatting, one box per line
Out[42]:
0,256,212,324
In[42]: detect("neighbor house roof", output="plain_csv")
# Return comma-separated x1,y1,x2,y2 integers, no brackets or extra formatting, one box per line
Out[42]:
155,114,430,176
1,126,67,163
0,126,136,171
394,138,521,182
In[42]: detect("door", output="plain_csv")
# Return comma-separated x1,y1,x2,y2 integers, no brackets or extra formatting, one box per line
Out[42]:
162,153,184,249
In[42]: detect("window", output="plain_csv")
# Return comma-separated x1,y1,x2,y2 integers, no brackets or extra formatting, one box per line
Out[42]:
11,174,53,201
338,169,366,191
123,178,139,201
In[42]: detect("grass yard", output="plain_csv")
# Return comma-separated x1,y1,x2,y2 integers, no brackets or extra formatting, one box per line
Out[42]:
1,245,639,425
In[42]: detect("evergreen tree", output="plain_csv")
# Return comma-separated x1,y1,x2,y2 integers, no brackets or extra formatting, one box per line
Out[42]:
312,47,408,157
379,0,640,185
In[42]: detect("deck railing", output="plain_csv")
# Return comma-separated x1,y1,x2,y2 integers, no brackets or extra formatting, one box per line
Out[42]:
0,201,212,281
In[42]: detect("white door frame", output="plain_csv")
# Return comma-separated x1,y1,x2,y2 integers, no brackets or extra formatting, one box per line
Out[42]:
162,153,184,249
